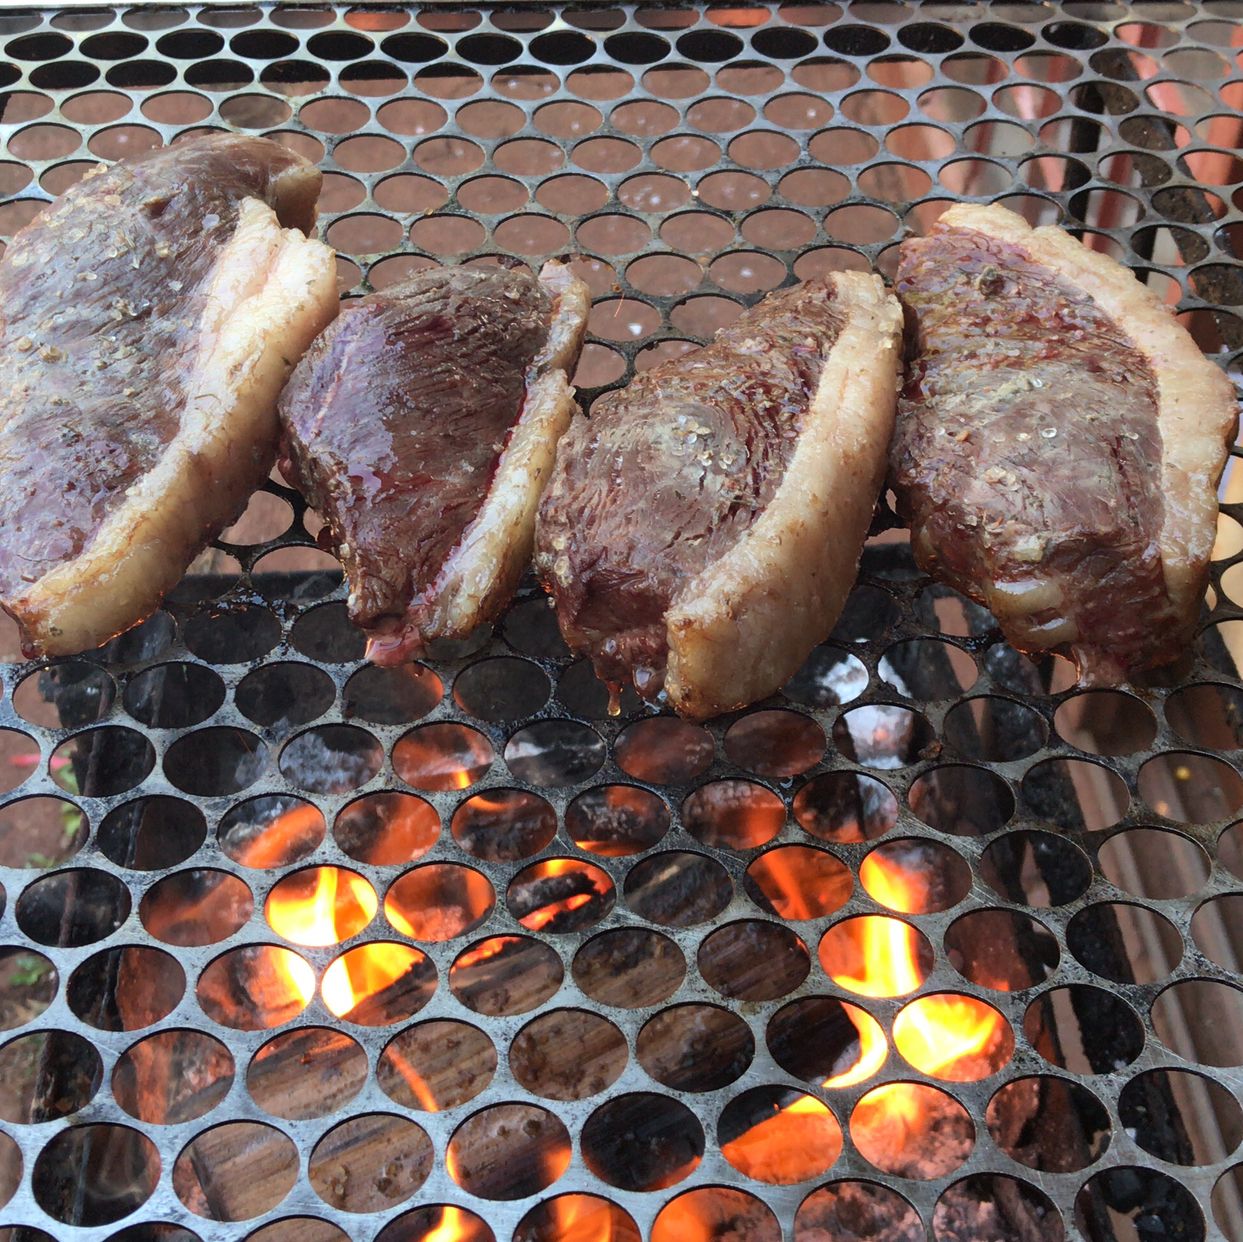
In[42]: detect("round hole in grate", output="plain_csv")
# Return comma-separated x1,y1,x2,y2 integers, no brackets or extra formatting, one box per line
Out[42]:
385,863,495,941
99,796,205,872
0,795,87,868
1024,985,1144,1074
219,795,325,869
124,662,226,728
567,785,668,856
235,662,335,729
509,857,614,933
502,597,570,659
653,1187,779,1242
723,709,825,778
308,1114,433,1214
68,945,182,1032
820,915,933,998
378,1019,497,1110
280,724,383,794
1118,1068,1243,1166
113,1029,233,1125
720,1086,843,1185
1068,901,1182,983
140,869,253,947
251,546,343,601
794,772,898,844
935,1175,1063,1242
290,602,367,662
33,1124,159,1226
861,839,970,913
454,656,550,721
684,779,785,851
322,942,437,1026
700,919,809,1001
265,866,377,947
14,659,115,728
795,1180,921,1241
394,722,494,791
377,1207,494,1242
637,1003,754,1093
1075,1168,1204,1242
768,996,888,1087
783,644,870,709
625,850,732,927
0,946,57,1030
1193,894,1243,972
945,908,1060,991
182,604,281,664
943,695,1048,761
16,867,130,947
335,791,439,866
987,1075,1110,1172
574,927,685,1009
451,934,563,1016
980,830,1092,907
165,727,267,797
833,705,935,769
198,945,314,1031
448,1103,571,1200
453,788,557,861
582,1092,704,1192
852,1082,974,1179
247,1222,345,1242
894,993,1013,1081
1165,681,1243,748
51,726,155,796
0,1029,101,1122
1053,690,1157,756
746,845,851,920
248,1026,367,1121
878,637,977,699
0,1130,18,1210
1152,980,1243,1068
1138,750,1243,822
615,716,714,783
1096,827,1210,899
505,719,606,786
511,1008,627,1101
515,1196,640,1242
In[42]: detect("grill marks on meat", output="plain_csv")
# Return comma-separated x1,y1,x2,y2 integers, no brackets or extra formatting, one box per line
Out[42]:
537,275,903,718
280,261,589,660
893,203,1237,684
0,134,336,656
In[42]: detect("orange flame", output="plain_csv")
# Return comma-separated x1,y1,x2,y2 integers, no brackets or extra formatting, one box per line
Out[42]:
517,860,610,931
384,1044,440,1112
422,1206,485,1242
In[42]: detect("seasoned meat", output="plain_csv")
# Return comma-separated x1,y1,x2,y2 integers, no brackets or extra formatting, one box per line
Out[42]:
0,134,337,656
279,260,589,660
536,275,903,719
893,203,1237,684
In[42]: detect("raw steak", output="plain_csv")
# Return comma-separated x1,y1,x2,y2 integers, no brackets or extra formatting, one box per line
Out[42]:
892,203,1237,684
279,260,589,660
536,275,903,719
0,134,338,656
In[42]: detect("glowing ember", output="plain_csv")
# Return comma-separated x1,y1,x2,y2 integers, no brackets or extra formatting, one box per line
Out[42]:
510,858,613,933
721,1092,841,1184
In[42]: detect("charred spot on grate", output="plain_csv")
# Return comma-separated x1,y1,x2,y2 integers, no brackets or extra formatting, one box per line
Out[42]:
0,1,1241,1236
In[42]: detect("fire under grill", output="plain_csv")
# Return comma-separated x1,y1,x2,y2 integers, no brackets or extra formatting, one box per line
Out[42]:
0,1,1242,1239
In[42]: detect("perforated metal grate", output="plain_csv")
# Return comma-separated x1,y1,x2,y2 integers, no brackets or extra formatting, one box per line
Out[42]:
0,2,1242,1240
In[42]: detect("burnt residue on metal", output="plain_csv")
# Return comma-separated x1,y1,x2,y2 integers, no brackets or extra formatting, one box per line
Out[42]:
0,3,1241,1241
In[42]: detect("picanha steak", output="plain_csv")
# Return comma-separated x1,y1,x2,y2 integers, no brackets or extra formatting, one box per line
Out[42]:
278,260,589,661
536,275,903,719
892,203,1237,684
0,134,338,656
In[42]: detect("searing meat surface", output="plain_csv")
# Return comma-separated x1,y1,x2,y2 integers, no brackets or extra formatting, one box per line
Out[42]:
0,134,337,656
279,260,589,660
892,204,1237,684
536,275,903,719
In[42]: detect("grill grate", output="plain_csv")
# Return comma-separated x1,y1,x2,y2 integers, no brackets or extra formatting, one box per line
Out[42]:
0,2,1242,1240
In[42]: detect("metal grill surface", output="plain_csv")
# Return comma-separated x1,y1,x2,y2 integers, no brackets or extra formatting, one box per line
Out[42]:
0,2,1241,1240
